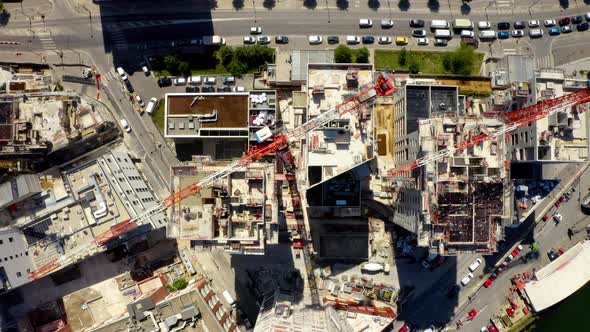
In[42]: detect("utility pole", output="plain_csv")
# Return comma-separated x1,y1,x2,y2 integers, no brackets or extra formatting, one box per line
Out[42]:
252,0,257,23
81,5,94,38
325,0,330,23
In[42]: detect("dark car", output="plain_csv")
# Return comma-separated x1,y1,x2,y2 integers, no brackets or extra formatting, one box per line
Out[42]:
434,38,448,46
572,15,584,24
275,36,289,44
410,19,425,28
202,86,215,92
561,25,573,33
548,27,561,35
577,23,589,31
157,77,172,87
412,29,427,37
559,17,571,26
327,36,339,44
547,249,559,261
185,86,200,93
514,21,526,29
124,80,134,93
497,22,511,30
498,31,510,39
362,36,374,44
462,37,479,48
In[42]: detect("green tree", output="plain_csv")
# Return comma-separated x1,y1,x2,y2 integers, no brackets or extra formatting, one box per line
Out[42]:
443,43,476,75
334,45,352,63
164,54,180,75
0,1,4,12
399,48,407,66
172,279,188,290
227,59,248,74
355,47,370,63
218,46,235,67
408,60,420,74
178,61,190,76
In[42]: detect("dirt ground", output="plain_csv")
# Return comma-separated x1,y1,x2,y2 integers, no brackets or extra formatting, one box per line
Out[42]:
374,103,395,160
437,78,492,94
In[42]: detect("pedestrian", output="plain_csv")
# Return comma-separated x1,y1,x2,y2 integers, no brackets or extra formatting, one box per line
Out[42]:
568,228,574,240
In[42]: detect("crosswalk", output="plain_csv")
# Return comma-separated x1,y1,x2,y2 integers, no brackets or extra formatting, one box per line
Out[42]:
101,68,118,84
536,55,554,69
503,48,517,56
496,0,513,7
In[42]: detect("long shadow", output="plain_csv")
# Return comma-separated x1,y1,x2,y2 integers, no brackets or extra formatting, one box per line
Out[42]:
304,0,318,9
427,0,440,12
233,0,245,10
398,0,411,11
560,0,569,9
460,3,471,15
368,0,381,10
96,0,214,77
337,0,349,10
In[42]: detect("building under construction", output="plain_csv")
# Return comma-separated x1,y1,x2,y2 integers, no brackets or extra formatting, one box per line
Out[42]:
391,80,507,254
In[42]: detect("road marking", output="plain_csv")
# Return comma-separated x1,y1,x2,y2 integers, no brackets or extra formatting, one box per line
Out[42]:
503,48,517,55
536,54,554,69
497,0,512,7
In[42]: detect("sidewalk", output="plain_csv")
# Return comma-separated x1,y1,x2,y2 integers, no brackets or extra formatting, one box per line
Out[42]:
4,0,53,22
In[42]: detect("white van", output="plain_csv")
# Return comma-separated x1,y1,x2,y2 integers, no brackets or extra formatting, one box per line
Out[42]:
145,97,158,115
359,18,373,28
346,35,361,44
434,29,452,39
222,290,237,308
430,20,449,30
478,30,497,39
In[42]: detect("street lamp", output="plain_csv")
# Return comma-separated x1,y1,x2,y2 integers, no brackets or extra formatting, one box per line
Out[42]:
253,0,257,23
326,0,331,23
80,5,94,38
485,0,495,22
528,0,542,19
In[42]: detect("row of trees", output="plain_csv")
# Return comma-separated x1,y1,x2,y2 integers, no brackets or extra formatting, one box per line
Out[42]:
334,45,370,64
217,45,274,74
442,43,477,76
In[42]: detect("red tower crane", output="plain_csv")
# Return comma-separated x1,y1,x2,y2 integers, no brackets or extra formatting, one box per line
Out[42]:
28,72,397,281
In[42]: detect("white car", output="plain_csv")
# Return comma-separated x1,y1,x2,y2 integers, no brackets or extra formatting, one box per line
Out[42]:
528,20,540,27
205,77,216,85
188,76,202,85
377,36,392,44
173,77,187,86
460,30,475,38
142,66,150,76
309,35,323,44
469,258,483,272
134,95,145,107
381,19,394,28
120,119,131,133
417,38,429,45
243,36,256,44
461,273,474,286
257,36,271,44
346,35,361,44
544,19,556,27
554,212,563,222
478,21,491,29
512,29,525,37
250,26,262,34
359,18,373,27
145,98,158,115
116,67,128,81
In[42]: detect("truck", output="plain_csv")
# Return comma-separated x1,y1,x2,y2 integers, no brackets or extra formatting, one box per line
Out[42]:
203,35,226,46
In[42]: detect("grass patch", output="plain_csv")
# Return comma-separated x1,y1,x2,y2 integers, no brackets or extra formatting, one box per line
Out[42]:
374,48,483,75
152,100,166,134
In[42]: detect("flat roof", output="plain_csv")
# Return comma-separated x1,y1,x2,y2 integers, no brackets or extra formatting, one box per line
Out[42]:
524,241,590,312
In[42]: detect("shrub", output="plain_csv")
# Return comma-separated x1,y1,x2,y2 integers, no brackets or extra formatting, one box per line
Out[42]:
399,48,407,66
172,278,188,290
355,47,370,63
408,60,420,74
334,45,353,63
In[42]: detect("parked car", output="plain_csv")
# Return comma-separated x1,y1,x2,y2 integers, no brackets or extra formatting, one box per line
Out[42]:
547,249,559,261
362,36,375,44
157,77,172,87
468,258,483,272
497,22,511,30
275,36,289,44
561,25,573,33
478,21,491,29
205,77,217,85
498,31,510,39
173,77,187,86
145,98,158,115
412,29,427,37
548,27,561,35
528,20,540,27
514,21,526,29
188,76,202,85
250,26,262,34
410,19,425,28
346,35,361,44
396,36,409,45
577,23,589,31
559,17,571,26
398,322,412,332
544,19,556,27
488,324,499,332
309,35,323,44
572,15,584,24
116,67,128,81
142,65,150,76
553,212,563,223
512,30,525,37
359,18,373,28
462,37,479,48
381,19,394,28
327,36,339,44
124,80,134,93
243,36,256,44
134,95,145,107
434,38,448,46
461,273,474,286
223,76,236,85
586,12,590,21
257,36,271,44
417,37,429,45
202,86,215,92
377,36,392,44
460,30,475,38
120,119,131,133
483,277,494,288
186,86,200,93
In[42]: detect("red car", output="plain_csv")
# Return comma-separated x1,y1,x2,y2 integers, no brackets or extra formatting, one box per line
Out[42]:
511,247,521,256
483,277,494,288
399,322,412,332
488,324,499,332
542,214,549,221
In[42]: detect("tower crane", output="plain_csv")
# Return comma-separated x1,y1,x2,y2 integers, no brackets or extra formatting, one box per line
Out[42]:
28,72,397,281
385,88,590,178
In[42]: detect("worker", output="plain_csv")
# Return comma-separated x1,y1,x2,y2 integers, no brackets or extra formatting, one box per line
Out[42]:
568,228,574,240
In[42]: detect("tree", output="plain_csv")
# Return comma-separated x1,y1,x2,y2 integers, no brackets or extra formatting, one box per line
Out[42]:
399,48,407,66
355,47,370,63
0,1,4,12
443,43,476,76
178,61,190,76
334,45,352,63
218,46,234,67
408,60,420,74
172,278,188,290
164,54,180,74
